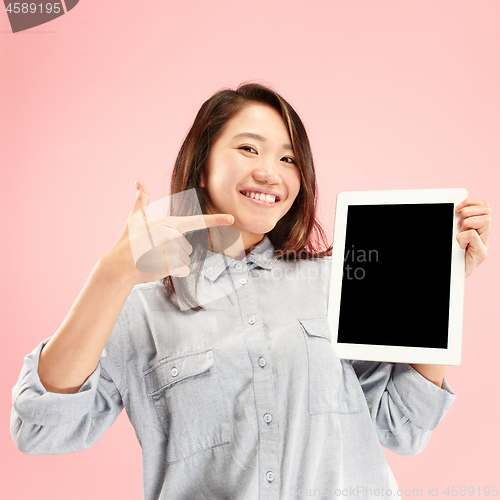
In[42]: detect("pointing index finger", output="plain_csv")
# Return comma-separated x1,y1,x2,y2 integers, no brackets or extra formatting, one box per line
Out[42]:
174,214,234,233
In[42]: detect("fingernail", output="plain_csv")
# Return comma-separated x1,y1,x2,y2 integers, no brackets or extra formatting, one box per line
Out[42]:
224,215,233,224
134,181,140,192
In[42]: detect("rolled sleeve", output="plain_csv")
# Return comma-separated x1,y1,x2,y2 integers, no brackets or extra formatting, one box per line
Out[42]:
351,360,457,457
11,338,123,455
388,363,456,431
12,338,102,426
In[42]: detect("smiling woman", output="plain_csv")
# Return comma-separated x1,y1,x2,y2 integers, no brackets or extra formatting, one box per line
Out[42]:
10,82,491,500
202,104,301,250
162,83,331,310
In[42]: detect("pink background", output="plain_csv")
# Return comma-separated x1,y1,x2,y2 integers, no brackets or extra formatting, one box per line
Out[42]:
1,1,498,498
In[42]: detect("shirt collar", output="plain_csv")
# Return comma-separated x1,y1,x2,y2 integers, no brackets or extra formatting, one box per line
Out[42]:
201,235,279,282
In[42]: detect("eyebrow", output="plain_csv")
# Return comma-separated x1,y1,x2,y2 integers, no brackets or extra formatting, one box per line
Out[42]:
232,132,293,151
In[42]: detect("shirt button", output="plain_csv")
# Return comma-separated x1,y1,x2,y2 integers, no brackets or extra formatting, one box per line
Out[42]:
171,367,179,377
235,263,242,270
239,278,247,285
266,471,275,482
258,357,266,367
263,413,273,423
248,317,256,325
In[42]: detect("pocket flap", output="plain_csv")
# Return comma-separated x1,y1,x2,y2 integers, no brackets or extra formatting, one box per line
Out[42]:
298,317,332,341
143,349,215,396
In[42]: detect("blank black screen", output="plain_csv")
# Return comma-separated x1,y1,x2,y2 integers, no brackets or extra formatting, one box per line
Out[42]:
337,203,454,349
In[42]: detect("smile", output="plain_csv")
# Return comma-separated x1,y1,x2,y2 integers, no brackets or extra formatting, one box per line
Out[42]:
239,190,279,207
240,190,280,202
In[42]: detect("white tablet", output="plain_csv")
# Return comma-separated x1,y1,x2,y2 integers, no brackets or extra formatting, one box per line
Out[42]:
327,188,467,365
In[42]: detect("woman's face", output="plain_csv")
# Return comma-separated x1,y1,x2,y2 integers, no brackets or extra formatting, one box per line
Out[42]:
202,103,301,251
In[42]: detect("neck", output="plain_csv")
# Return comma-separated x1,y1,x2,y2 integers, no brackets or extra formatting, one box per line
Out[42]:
241,232,265,255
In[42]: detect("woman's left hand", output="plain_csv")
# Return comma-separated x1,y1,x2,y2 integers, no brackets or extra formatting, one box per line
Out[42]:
455,198,492,278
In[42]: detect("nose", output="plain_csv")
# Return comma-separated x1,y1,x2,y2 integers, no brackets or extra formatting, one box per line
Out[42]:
252,160,282,185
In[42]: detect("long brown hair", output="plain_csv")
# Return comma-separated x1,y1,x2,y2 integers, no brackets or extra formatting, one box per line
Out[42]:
162,82,332,310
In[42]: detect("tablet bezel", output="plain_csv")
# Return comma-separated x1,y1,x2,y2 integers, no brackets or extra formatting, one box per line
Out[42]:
328,188,467,366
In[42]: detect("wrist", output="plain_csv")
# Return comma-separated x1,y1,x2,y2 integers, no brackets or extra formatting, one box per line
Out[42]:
97,251,139,290
409,363,446,388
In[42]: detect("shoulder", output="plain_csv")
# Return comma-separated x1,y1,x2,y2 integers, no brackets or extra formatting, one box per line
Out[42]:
108,280,172,341
127,280,170,307
130,280,166,294
273,255,332,272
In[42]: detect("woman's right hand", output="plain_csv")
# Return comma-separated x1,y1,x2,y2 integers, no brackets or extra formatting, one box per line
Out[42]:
103,181,234,287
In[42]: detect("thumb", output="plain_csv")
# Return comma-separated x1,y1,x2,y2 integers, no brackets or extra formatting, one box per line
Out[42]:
131,181,149,215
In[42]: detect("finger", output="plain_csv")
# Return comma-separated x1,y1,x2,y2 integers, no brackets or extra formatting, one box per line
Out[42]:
456,229,487,257
458,213,491,251
176,234,194,256
456,229,488,277
457,204,492,218
148,223,194,254
459,214,491,231
127,182,154,265
162,241,192,270
169,265,191,278
177,248,191,267
174,214,235,234
455,198,490,212
128,181,150,221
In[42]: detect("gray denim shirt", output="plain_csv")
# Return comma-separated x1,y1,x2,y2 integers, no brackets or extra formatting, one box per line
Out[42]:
11,235,456,500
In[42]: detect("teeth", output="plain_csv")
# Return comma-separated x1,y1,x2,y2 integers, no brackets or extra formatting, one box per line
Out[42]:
243,191,276,203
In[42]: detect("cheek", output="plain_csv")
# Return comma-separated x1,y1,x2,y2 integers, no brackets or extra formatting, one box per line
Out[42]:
210,172,232,192
206,171,239,204
293,180,301,199
287,173,302,205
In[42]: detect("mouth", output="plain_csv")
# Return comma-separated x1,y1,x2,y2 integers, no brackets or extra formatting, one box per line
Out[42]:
239,190,280,207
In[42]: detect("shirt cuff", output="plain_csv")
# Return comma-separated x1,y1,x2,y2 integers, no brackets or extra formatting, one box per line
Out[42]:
12,338,101,426
388,362,457,431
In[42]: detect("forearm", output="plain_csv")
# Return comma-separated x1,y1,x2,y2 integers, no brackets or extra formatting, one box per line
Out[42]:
409,364,446,388
38,253,135,394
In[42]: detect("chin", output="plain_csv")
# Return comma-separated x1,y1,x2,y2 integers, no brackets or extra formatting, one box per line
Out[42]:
239,220,277,235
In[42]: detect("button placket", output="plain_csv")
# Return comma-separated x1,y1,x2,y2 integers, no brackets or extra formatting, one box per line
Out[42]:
234,260,279,497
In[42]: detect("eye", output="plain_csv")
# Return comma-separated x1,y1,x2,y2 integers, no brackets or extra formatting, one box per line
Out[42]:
281,156,296,164
239,145,257,154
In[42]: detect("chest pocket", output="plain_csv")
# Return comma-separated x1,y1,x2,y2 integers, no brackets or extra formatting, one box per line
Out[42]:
143,348,231,464
299,317,361,415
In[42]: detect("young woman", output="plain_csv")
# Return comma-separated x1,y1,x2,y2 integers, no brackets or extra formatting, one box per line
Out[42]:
11,83,491,500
